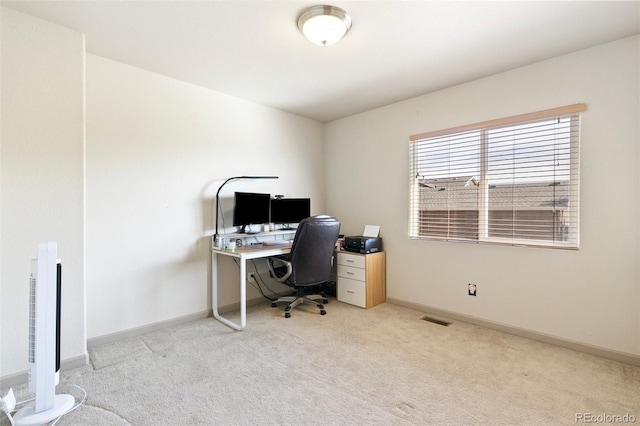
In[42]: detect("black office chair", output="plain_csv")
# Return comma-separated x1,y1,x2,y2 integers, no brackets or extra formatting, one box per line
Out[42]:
267,215,340,318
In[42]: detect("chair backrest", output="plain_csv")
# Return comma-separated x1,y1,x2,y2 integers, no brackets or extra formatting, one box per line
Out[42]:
287,215,341,287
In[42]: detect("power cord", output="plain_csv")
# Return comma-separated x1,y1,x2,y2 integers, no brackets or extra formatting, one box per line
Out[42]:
231,258,289,301
249,259,288,300
51,384,87,426
1,388,17,426
1,384,86,426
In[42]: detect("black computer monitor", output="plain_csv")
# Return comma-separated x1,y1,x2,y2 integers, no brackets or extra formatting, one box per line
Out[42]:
270,198,311,228
233,192,271,233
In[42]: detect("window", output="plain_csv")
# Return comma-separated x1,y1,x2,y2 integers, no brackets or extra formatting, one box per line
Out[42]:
409,104,584,249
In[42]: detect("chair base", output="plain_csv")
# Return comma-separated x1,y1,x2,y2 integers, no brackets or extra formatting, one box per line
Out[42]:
271,293,329,318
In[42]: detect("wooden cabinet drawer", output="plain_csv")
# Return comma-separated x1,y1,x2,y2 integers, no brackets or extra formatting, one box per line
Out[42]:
337,252,365,269
337,264,366,281
337,277,366,308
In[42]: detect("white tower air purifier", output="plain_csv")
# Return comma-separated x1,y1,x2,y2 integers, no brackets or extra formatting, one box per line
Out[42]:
13,243,74,426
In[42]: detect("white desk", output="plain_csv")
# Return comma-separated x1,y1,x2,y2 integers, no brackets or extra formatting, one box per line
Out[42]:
211,236,292,331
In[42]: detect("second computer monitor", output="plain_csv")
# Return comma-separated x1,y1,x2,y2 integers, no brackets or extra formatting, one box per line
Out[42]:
270,198,311,228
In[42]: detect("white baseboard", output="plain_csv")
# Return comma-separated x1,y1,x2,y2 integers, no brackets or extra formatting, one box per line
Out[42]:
87,309,213,348
386,297,640,367
87,294,276,348
0,353,88,390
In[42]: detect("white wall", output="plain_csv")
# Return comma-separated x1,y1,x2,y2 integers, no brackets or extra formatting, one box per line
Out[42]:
86,55,325,339
325,36,640,356
1,8,86,378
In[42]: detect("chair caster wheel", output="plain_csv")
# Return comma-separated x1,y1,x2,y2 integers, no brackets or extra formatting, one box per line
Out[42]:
323,299,329,304
285,312,291,318
271,302,277,307
320,310,327,315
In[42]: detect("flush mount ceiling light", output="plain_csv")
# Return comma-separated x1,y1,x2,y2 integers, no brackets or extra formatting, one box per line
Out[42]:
297,5,352,46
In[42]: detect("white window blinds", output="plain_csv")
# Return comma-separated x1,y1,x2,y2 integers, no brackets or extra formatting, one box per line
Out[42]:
409,104,584,249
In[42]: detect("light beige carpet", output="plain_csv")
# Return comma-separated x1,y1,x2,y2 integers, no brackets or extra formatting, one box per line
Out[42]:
2,300,639,425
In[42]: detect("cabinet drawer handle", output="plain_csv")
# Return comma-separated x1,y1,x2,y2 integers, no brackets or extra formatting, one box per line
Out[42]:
346,259,354,263
347,290,355,294
346,272,354,275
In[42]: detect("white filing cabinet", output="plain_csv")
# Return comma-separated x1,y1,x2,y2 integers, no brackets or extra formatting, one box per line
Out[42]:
336,251,386,308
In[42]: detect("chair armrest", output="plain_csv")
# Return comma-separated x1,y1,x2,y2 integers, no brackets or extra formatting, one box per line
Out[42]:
267,257,292,282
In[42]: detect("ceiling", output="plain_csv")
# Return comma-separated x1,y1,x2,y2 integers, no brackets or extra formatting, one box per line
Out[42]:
3,1,639,123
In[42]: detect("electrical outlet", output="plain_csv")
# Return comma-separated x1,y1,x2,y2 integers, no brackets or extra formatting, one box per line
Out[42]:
248,273,256,283
468,283,477,296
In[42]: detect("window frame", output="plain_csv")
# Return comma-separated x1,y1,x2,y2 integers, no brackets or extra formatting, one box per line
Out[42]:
409,104,585,249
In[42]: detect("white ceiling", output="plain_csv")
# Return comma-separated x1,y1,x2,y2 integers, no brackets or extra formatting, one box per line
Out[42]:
3,1,639,123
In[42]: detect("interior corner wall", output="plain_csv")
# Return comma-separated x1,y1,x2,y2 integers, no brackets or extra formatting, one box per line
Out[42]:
0,7,86,378
86,54,325,339
325,35,640,356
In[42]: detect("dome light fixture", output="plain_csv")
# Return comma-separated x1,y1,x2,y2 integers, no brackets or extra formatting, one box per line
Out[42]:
297,5,352,47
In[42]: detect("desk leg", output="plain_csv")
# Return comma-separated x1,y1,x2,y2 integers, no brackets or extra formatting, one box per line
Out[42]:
211,251,246,331
239,259,247,329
